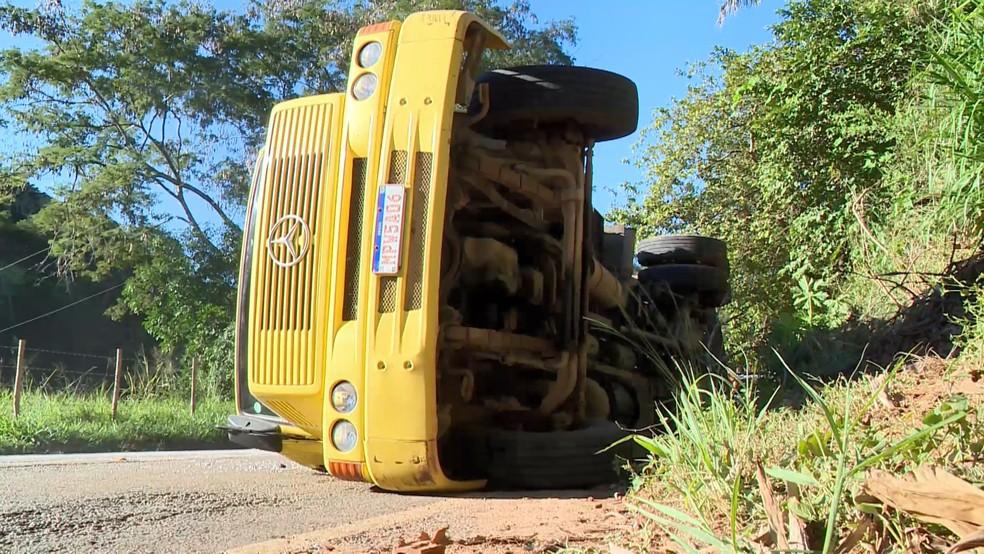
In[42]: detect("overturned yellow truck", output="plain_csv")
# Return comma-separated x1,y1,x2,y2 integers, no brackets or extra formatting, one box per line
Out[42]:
225,10,730,492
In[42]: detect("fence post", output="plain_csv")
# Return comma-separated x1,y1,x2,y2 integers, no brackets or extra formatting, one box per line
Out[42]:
111,348,122,420
190,358,198,415
12,339,25,417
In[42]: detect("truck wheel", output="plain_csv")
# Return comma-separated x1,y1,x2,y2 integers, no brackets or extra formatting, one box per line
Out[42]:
636,235,728,270
486,420,628,489
469,65,638,142
638,263,731,308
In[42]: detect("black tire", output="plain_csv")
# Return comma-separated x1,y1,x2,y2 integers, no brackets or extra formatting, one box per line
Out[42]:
469,65,638,142
636,235,728,270
486,420,628,489
638,264,731,308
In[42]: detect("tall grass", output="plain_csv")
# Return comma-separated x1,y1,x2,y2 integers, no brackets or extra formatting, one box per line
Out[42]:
626,356,982,552
927,1,984,237
0,389,235,454
626,371,777,522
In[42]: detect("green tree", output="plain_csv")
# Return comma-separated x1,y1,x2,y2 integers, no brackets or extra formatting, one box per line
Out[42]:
611,0,949,350
0,0,574,386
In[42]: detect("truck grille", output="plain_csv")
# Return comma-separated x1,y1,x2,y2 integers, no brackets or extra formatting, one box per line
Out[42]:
342,158,368,321
251,100,334,387
406,152,432,310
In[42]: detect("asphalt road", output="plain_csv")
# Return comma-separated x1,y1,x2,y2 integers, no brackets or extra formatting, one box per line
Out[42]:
0,450,441,553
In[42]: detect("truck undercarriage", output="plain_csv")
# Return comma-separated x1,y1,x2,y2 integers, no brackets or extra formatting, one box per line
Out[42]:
433,66,730,486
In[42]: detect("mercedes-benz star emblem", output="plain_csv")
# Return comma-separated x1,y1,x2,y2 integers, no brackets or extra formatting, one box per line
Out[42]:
266,214,311,268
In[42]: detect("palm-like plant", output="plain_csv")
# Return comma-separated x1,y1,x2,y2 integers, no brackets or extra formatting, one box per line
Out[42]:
718,0,762,24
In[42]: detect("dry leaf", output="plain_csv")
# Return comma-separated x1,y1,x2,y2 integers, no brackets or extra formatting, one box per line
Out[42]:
431,527,451,546
787,482,810,551
750,524,775,547
835,517,875,554
392,527,451,554
870,373,902,409
947,527,984,554
863,466,984,538
756,462,789,550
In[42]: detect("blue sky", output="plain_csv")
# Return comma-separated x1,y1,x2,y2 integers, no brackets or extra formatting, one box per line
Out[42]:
530,0,781,212
0,1,782,219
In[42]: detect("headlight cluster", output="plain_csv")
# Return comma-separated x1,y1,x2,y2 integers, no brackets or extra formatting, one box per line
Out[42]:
351,41,382,101
329,381,359,452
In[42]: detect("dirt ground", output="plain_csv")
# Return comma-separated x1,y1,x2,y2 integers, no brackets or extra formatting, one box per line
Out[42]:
234,490,635,554
0,450,437,553
866,355,984,438
0,449,634,554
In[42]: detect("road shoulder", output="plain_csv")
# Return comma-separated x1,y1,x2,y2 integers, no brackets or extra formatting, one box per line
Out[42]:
232,488,633,553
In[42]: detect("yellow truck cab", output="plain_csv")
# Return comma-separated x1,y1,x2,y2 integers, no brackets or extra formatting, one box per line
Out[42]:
225,10,731,492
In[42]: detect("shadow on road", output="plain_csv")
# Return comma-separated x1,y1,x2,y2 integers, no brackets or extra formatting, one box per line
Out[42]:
370,483,626,500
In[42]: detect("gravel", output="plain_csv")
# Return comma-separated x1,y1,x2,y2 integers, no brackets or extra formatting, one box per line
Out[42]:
0,450,439,553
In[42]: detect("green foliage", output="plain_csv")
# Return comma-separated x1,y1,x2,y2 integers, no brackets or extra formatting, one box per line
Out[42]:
627,371,777,516
925,1,984,235
618,2,984,549
627,359,983,552
611,0,983,363
950,277,984,366
0,389,234,454
0,0,285,379
0,0,574,391
790,262,849,329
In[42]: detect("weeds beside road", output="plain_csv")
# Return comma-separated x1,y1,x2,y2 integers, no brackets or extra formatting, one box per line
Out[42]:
619,356,984,552
0,391,234,454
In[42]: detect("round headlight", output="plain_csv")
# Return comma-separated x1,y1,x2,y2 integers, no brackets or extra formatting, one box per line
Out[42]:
330,381,357,414
357,41,382,68
331,420,358,453
351,73,378,101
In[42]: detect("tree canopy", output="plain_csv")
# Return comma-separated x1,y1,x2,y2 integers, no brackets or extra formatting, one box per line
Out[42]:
611,0,980,363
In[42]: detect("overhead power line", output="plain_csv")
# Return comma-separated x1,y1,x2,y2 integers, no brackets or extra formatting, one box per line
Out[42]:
0,282,124,335
0,246,51,273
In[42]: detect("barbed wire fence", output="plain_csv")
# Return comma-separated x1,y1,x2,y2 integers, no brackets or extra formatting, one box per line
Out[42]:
1,340,201,418
1,253,204,418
